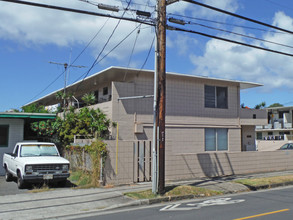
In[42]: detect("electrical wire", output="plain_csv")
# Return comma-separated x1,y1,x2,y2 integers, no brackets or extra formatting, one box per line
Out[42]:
73,24,143,83
74,0,133,93
23,16,110,106
168,13,287,35
79,0,155,17
181,0,293,35
168,25,293,57
185,20,293,50
139,35,155,71
24,70,65,105
69,17,110,70
123,24,142,81
117,0,156,9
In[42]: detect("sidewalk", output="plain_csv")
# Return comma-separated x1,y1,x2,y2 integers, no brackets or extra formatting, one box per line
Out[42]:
1,170,293,220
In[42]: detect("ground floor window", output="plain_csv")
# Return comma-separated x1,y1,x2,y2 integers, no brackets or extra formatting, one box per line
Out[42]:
205,128,228,151
0,125,9,147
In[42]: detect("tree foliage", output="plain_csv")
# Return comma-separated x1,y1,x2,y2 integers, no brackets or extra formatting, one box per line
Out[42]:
31,120,59,136
57,107,112,146
268,103,284,108
29,106,112,146
82,93,96,106
254,102,266,109
22,103,49,113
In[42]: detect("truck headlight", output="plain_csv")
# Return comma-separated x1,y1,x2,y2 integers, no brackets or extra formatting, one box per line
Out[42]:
26,165,33,171
62,165,69,170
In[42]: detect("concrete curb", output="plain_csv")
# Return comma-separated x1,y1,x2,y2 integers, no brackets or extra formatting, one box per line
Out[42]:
108,181,293,210
242,181,293,191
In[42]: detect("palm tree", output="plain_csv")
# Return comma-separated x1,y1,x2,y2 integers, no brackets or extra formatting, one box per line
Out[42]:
82,92,96,106
55,91,65,112
255,102,266,109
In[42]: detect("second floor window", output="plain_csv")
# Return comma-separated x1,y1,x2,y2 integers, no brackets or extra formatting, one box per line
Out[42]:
103,87,108,95
205,85,228,109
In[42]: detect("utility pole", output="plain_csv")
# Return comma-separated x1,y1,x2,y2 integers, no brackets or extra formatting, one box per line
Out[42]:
156,0,167,195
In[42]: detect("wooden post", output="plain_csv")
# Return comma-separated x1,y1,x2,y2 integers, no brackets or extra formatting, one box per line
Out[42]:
157,0,166,195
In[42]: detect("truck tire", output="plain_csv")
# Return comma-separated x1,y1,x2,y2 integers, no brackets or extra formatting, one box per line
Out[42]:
58,179,67,187
5,168,13,182
17,172,26,189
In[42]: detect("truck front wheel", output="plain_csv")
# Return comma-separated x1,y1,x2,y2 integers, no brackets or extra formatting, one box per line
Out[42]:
5,168,13,182
17,172,26,189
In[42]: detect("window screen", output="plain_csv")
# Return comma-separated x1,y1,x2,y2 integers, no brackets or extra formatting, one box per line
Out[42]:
205,128,228,151
216,87,228,109
205,85,228,109
205,85,216,108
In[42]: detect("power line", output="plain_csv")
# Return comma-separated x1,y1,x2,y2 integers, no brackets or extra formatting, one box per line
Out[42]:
73,24,142,84
24,70,65,106
137,35,156,74
168,25,293,58
116,0,156,9
123,24,142,80
23,17,110,107
70,17,110,68
181,0,293,35
74,0,133,92
168,13,288,35
80,0,155,16
0,0,154,26
184,20,293,50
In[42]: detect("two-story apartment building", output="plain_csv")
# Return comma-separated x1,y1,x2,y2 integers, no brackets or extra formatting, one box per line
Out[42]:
27,67,293,184
27,66,267,153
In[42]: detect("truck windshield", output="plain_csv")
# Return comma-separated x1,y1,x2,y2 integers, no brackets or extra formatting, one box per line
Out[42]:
20,145,59,157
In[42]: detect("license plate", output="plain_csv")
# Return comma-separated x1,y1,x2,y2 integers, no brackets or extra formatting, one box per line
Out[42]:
43,174,53,180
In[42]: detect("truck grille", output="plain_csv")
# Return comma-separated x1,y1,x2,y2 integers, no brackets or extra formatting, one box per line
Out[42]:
32,164,63,171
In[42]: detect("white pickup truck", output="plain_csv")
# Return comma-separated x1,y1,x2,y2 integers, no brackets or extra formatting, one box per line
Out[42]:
3,142,70,189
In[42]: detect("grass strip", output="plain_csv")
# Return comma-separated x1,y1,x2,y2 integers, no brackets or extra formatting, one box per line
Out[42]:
125,185,222,200
234,175,293,187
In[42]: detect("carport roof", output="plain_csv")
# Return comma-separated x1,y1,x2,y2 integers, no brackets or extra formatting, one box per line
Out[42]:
0,112,56,119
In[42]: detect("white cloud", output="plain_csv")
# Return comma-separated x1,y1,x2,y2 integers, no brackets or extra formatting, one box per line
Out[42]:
190,11,293,91
0,0,155,61
192,0,239,20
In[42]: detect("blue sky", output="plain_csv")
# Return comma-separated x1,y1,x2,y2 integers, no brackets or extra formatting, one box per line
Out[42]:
0,0,293,111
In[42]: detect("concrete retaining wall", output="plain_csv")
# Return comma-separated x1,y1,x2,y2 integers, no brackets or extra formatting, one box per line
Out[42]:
103,140,293,185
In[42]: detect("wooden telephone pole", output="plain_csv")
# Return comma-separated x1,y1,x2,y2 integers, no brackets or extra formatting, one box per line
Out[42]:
156,0,167,195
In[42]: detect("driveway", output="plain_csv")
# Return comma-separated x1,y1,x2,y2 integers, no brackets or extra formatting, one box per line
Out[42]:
0,176,28,196
0,176,74,196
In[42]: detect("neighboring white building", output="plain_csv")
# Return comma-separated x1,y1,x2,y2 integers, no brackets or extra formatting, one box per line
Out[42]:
0,112,56,175
256,106,293,141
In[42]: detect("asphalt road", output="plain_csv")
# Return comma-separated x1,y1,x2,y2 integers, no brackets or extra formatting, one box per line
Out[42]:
75,186,293,220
